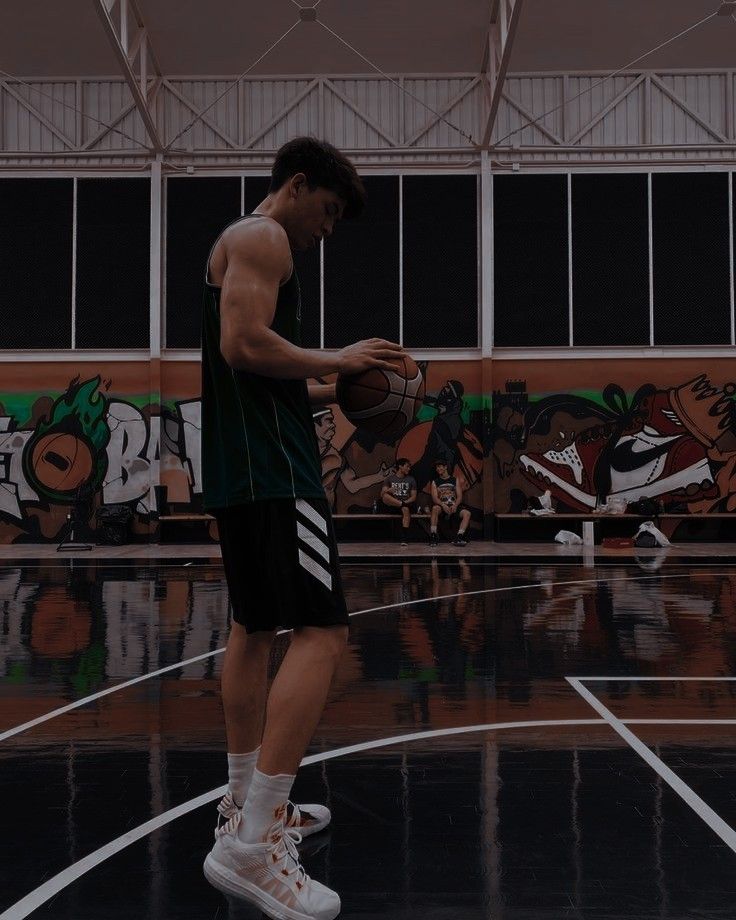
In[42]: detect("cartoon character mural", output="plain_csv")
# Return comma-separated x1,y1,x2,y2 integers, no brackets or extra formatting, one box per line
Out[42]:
315,367,486,525
492,374,736,514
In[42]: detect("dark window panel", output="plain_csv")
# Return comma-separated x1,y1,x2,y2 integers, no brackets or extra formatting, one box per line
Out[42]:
494,174,569,346
0,179,72,348
572,174,649,346
403,175,478,348
242,176,270,215
166,177,240,347
76,178,150,348
324,176,399,348
293,248,321,349
653,172,731,345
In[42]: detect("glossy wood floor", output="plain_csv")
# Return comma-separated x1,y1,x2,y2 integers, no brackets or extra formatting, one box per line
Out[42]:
2,548,736,919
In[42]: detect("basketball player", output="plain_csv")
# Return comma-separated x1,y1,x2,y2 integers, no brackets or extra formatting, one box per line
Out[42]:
429,458,471,546
200,137,404,919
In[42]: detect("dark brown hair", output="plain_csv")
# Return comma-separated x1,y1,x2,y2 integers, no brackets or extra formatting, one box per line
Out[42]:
269,137,366,219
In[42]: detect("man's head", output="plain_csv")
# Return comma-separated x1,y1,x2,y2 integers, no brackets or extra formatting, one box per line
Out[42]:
395,458,412,476
434,459,449,478
269,137,366,251
313,406,336,442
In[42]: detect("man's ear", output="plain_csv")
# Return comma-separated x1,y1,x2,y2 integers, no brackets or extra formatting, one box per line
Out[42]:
290,172,308,199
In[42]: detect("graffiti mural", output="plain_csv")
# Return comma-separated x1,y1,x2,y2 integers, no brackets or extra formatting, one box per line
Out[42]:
0,375,196,542
314,368,486,525
492,373,736,514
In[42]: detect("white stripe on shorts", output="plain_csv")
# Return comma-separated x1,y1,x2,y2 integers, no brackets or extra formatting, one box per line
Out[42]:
295,499,328,535
297,521,330,564
298,549,333,592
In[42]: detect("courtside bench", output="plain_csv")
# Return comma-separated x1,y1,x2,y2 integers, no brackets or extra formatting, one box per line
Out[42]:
156,511,432,542
493,512,736,543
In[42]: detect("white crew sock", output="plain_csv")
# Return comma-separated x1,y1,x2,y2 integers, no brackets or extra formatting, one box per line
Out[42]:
227,748,260,807
430,526,437,534
238,767,296,844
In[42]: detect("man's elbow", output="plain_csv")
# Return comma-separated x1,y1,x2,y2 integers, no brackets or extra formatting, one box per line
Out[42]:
221,340,255,371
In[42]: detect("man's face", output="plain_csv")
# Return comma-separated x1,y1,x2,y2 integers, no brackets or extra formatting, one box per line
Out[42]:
316,412,336,442
435,463,448,478
288,176,345,251
398,462,411,476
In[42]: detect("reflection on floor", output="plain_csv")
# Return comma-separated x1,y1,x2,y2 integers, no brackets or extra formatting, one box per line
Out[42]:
2,555,736,918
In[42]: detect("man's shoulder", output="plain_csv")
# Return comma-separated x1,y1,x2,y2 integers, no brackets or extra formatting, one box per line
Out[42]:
224,217,292,273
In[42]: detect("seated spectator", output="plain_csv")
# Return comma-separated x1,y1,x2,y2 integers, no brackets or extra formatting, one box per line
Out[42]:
429,459,471,547
381,458,417,546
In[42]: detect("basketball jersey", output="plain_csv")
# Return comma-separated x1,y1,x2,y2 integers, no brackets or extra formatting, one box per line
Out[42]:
201,215,325,510
434,475,458,505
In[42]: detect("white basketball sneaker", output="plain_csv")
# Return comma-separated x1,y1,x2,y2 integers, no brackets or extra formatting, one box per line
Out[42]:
217,793,331,839
203,810,341,920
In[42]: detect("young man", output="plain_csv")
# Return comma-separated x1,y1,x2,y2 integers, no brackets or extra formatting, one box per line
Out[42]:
429,459,471,547
380,458,417,546
200,137,404,920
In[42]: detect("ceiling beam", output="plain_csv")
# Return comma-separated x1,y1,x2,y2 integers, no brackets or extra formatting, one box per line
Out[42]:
480,0,524,149
93,0,163,152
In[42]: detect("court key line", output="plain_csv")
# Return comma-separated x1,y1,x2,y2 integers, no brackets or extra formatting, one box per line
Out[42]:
568,677,736,853
2,571,729,744
6,714,735,920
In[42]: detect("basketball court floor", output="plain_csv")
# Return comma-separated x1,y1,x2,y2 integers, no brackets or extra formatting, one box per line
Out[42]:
2,542,735,919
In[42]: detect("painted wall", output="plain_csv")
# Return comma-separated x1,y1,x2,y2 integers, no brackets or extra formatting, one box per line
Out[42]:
0,357,733,543
490,360,736,517
0,360,485,544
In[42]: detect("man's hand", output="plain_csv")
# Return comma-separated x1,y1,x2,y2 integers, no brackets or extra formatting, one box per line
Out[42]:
337,338,404,375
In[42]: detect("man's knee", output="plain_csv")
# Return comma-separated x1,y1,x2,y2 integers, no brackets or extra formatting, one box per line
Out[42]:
294,624,348,660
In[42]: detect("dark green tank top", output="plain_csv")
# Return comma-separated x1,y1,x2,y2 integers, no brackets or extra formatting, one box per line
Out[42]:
201,215,325,509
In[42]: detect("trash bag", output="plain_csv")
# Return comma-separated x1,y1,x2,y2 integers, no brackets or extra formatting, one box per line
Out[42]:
95,504,133,545
555,530,583,545
634,520,670,548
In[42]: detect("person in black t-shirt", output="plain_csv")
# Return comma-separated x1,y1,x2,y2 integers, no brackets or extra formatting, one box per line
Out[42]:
429,458,471,547
380,458,417,546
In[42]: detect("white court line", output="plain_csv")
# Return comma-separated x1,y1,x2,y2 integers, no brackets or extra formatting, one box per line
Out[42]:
2,571,732,744
0,716,681,920
567,677,736,853
570,676,736,681
5,713,736,920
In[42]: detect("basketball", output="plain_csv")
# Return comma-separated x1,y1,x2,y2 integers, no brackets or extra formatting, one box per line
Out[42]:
29,432,93,494
336,355,425,439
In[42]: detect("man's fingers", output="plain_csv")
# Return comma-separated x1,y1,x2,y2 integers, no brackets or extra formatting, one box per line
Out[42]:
374,349,406,361
368,338,403,350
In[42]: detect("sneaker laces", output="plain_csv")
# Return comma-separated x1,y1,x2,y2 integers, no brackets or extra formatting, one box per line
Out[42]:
215,811,304,859
266,820,308,888
218,794,308,831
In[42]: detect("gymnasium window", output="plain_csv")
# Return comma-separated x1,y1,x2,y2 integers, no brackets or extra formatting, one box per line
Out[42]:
493,174,569,346
76,178,150,348
165,176,241,348
324,176,400,348
652,172,731,345
402,175,478,348
0,178,73,348
572,173,649,346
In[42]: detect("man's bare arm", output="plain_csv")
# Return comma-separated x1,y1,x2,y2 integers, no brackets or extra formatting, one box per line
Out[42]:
219,222,403,378
308,383,337,405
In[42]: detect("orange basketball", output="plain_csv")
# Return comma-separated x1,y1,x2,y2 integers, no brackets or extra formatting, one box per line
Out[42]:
30,433,93,493
336,355,425,439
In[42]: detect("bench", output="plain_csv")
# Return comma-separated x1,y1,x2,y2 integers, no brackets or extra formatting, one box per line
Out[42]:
157,513,216,542
494,512,736,542
156,511,431,542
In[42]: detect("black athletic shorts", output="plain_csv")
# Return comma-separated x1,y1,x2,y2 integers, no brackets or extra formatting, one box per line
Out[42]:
381,500,415,515
214,498,349,634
